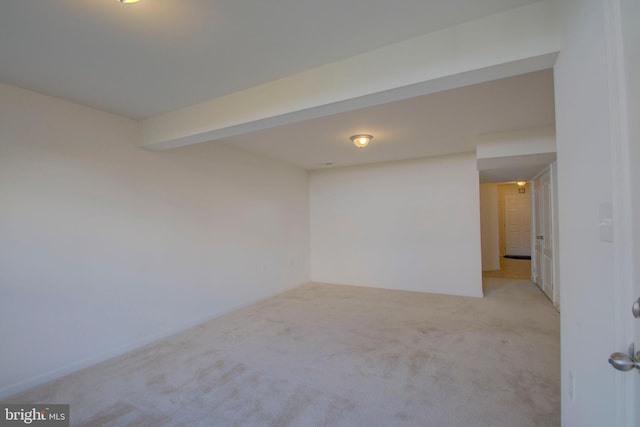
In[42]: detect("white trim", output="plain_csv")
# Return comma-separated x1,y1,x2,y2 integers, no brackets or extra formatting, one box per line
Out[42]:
0,280,308,399
0,310,223,399
530,165,559,308
550,162,561,310
531,166,550,182
529,177,537,283
603,0,634,425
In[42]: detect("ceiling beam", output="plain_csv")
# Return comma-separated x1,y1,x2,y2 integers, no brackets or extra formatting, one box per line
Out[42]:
140,1,559,151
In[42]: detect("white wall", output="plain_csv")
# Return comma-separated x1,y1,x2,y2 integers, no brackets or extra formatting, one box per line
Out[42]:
310,153,483,297
0,84,310,397
476,126,556,160
553,0,616,424
479,183,500,271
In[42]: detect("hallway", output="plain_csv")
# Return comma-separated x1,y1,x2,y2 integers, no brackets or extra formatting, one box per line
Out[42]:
483,257,532,280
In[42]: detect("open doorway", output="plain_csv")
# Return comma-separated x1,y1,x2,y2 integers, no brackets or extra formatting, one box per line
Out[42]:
480,182,532,280
479,168,559,309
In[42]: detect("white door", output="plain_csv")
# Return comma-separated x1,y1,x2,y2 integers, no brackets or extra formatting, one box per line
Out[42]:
533,180,542,285
504,193,531,257
532,170,553,300
632,233,640,424
556,0,639,425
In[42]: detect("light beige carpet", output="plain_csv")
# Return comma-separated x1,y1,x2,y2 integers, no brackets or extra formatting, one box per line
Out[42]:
6,279,560,426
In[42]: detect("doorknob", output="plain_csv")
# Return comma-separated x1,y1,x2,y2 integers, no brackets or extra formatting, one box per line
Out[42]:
536,235,544,240
632,297,640,319
609,343,640,373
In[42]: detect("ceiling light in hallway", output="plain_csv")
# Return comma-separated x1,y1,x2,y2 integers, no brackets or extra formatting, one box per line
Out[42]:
350,134,372,149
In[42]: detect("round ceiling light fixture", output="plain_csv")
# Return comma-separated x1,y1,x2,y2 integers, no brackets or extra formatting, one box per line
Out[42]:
350,134,373,149
119,0,140,3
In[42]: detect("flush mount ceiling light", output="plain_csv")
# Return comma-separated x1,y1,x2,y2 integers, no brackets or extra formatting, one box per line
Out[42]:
119,0,139,3
350,134,373,149
517,181,527,186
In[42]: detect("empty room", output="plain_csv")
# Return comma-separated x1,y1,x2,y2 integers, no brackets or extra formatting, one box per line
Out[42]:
1,1,638,426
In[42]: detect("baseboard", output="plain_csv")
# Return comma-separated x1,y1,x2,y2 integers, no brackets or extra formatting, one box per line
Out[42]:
0,311,223,400
0,280,310,400
313,280,484,299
